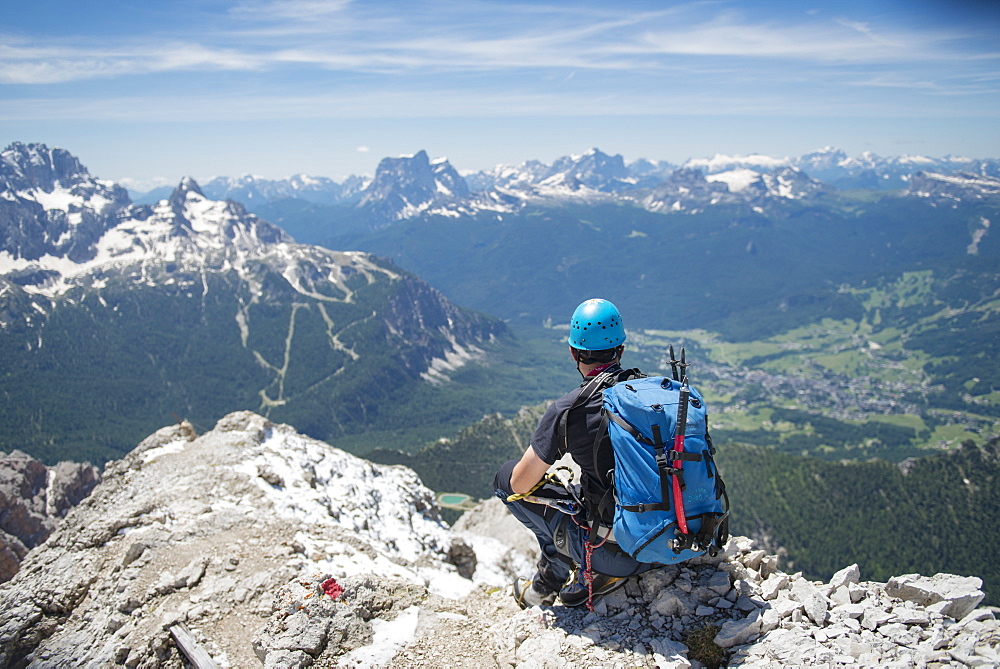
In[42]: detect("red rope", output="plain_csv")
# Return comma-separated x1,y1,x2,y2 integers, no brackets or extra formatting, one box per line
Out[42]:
571,517,608,612
584,539,595,612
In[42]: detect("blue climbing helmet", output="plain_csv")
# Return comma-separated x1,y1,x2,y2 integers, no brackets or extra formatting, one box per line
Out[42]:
568,298,626,350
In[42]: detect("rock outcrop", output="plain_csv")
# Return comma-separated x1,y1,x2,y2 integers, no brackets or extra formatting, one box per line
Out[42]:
0,413,996,668
0,412,522,668
358,150,470,223
250,537,998,668
0,451,99,582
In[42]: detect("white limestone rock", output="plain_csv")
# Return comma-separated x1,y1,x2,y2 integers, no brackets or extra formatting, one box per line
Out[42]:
648,637,690,668
714,609,763,648
885,573,985,620
760,572,789,601
0,410,997,669
760,598,804,634
788,577,830,626
705,569,731,596
861,608,895,631
829,563,861,589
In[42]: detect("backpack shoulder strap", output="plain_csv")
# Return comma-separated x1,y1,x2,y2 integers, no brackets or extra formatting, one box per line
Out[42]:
555,366,630,458
582,367,646,501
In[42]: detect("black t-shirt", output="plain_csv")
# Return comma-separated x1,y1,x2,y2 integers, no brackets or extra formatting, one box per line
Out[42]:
530,365,643,504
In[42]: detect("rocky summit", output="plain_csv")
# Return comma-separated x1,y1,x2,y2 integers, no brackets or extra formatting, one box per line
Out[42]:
0,414,997,668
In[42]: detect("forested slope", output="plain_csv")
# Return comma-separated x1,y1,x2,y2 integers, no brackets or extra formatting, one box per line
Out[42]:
717,438,1000,605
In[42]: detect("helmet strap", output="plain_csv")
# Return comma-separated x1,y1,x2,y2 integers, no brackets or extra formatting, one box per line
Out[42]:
573,348,585,379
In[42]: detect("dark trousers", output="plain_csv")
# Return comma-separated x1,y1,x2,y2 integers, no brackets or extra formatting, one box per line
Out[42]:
493,459,651,590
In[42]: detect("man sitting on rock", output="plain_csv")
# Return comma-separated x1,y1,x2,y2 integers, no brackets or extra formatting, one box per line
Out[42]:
494,298,654,608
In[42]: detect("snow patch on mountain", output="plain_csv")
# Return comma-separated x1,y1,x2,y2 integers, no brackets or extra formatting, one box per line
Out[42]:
906,171,1000,206
0,159,404,308
22,185,115,214
684,153,791,173
421,339,486,384
968,217,991,255
706,168,762,193
0,178,293,298
912,171,1000,194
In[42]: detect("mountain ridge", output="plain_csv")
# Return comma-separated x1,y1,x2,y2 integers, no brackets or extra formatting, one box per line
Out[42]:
125,145,1000,226
0,143,508,465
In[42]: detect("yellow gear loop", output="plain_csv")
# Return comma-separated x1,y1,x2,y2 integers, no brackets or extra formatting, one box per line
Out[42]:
506,467,576,503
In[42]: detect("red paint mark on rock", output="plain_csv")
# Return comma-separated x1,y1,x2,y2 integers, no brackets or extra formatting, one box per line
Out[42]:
321,578,344,600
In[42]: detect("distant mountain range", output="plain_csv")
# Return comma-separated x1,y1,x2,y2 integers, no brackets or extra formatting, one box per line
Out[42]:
0,142,507,464
284,149,999,340
3,140,998,467
129,146,1000,225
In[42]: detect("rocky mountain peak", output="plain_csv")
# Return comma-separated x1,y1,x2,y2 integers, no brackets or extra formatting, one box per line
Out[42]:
546,148,633,192
429,155,469,198
171,176,205,200
0,157,300,297
366,150,433,193
794,146,849,171
0,412,523,667
0,143,133,263
165,176,206,228
0,142,90,193
643,167,734,212
848,151,883,170
906,171,1000,205
115,145,1000,225
358,150,470,222
759,166,833,201
554,147,627,177
0,415,995,667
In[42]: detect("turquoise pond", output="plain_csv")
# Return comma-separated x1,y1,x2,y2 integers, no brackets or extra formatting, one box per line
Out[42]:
438,494,472,505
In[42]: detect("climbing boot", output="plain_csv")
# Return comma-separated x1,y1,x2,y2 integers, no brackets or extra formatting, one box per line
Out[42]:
559,570,628,608
512,577,557,609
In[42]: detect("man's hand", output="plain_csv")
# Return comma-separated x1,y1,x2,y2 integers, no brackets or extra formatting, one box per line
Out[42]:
510,446,551,495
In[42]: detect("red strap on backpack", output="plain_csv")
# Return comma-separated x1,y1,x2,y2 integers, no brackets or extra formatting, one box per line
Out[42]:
672,380,691,535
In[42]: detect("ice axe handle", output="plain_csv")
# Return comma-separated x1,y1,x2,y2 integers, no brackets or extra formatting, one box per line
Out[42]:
672,382,690,535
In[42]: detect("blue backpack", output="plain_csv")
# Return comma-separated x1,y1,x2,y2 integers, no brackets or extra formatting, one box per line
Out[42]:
595,375,730,564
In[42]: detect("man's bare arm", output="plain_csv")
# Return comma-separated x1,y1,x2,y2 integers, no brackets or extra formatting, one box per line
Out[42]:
510,446,551,495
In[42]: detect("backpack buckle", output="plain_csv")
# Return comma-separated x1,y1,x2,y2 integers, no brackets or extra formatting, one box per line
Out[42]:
667,450,702,463
668,531,696,553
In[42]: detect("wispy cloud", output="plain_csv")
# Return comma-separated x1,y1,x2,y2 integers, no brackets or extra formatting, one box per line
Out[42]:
0,40,266,84
1,0,996,175
2,1,995,85
624,12,971,63
230,0,354,21
851,75,939,90
3,78,990,125
0,0,996,130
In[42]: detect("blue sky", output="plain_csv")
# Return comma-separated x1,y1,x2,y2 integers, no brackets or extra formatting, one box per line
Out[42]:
2,0,998,189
